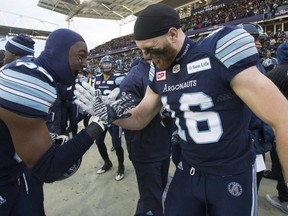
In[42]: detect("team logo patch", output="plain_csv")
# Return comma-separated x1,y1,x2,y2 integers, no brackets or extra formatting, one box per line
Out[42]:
95,81,101,85
0,195,6,205
156,71,166,81
227,182,243,197
172,64,180,74
187,57,211,74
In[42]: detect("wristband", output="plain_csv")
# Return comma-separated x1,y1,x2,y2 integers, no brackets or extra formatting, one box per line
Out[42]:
92,116,105,130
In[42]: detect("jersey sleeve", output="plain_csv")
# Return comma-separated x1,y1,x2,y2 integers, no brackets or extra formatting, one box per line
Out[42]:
119,66,144,104
114,73,126,86
0,60,57,118
213,26,259,82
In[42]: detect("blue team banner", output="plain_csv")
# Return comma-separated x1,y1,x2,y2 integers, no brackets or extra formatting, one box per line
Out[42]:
275,4,288,16
185,14,264,37
192,0,232,15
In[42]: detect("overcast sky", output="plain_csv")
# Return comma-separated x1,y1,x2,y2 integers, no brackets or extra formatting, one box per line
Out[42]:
0,0,135,56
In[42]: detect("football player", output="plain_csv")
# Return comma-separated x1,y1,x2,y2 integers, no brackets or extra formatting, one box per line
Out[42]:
75,3,288,216
94,55,126,181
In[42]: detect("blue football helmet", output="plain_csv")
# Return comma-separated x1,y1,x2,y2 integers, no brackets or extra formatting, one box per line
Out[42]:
100,55,114,74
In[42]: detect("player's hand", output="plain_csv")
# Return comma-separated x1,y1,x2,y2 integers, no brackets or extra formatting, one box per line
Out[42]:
171,130,181,166
74,82,99,116
50,133,70,145
74,82,121,115
94,93,135,126
74,81,135,127
160,106,171,127
171,130,180,146
101,88,120,105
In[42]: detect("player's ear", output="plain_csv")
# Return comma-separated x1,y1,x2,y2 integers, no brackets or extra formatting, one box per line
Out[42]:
166,27,178,42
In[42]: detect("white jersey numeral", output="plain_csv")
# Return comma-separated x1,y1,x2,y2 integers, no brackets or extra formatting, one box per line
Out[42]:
163,92,223,144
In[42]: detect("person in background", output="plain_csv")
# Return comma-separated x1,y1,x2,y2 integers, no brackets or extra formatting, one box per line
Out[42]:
63,71,87,137
119,57,172,216
94,55,126,181
114,58,127,74
261,50,278,72
3,33,35,65
265,41,288,214
75,4,288,215
0,50,5,67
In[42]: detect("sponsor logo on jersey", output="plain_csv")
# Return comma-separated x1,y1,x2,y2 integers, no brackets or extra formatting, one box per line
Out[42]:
172,64,180,74
95,81,101,85
107,80,114,85
227,182,243,197
0,195,6,205
187,57,211,74
156,71,166,81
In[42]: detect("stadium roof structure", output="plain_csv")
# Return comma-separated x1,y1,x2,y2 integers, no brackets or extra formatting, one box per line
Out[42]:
0,25,51,40
37,0,194,21
0,10,60,40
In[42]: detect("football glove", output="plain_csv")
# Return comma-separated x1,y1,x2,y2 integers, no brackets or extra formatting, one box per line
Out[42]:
49,133,82,180
93,93,135,126
74,82,120,116
102,88,120,105
74,81,135,127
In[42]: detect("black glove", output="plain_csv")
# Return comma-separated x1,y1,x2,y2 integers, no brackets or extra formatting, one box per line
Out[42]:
171,130,181,166
93,94,135,127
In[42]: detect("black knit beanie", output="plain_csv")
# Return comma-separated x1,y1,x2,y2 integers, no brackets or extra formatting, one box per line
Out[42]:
133,3,181,40
5,33,35,56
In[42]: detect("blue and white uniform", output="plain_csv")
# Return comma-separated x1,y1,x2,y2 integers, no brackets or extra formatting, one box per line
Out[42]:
0,56,56,215
120,59,172,215
94,72,126,171
94,72,124,96
149,26,258,215
0,56,56,182
94,72,125,149
0,29,95,215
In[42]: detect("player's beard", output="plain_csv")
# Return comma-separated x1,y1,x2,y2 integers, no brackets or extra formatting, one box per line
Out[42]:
153,42,178,70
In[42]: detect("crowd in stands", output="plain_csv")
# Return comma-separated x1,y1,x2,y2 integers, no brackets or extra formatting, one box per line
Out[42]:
88,0,288,73
181,0,283,32
261,28,287,57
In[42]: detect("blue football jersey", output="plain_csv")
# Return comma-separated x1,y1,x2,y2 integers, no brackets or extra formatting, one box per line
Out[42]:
0,56,57,183
149,26,258,175
0,56,57,117
94,72,125,95
120,59,172,162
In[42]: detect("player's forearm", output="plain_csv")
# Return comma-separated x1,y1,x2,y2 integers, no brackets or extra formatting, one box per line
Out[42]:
114,106,158,130
31,122,103,183
274,127,288,183
114,115,145,130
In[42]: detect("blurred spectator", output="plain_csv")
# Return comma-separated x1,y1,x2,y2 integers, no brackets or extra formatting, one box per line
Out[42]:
3,33,35,65
0,49,4,67
88,0,288,72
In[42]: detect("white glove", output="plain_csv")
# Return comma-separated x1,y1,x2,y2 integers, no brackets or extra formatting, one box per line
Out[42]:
101,88,120,105
74,81,135,127
74,82,97,115
74,82,121,115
